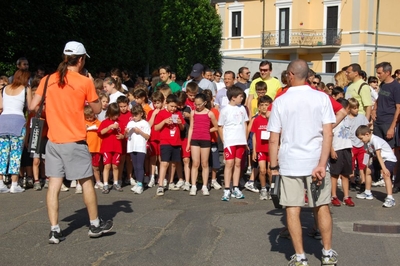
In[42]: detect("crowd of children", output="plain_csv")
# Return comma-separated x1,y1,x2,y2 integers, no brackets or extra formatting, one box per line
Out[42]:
4,63,399,209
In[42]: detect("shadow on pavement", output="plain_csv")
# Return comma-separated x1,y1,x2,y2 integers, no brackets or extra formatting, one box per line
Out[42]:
266,207,324,261
61,200,133,236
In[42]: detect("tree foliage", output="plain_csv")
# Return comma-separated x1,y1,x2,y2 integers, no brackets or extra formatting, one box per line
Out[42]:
0,0,222,80
158,0,222,78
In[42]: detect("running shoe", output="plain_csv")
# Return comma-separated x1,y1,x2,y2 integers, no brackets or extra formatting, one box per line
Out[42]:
244,181,259,193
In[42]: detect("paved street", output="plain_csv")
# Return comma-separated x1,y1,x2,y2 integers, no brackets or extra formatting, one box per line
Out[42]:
1,182,400,266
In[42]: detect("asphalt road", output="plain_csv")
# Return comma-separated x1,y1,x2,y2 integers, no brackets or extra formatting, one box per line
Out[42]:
0,183,399,266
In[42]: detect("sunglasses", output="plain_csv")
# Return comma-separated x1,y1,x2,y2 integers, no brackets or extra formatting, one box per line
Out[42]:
259,68,270,72
313,82,320,85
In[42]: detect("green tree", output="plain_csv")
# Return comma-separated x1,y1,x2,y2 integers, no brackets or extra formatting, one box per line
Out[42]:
157,0,222,79
0,0,222,80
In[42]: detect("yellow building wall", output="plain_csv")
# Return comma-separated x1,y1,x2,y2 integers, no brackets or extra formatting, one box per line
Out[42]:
217,0,400,74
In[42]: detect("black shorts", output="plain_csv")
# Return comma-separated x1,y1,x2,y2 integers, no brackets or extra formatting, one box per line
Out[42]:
190,139,211,148
369,160,396,177
329,149,352,176
20,147,33,167
209,142,220,169
160,145,181,162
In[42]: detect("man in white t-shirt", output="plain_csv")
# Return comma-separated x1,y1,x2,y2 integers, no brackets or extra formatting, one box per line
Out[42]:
267,59,337,266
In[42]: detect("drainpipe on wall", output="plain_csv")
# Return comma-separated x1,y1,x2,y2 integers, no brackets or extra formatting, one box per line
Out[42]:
374,0,380,74
261,0,265,59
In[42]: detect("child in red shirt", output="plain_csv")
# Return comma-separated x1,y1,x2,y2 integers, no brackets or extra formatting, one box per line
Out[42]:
154,94,185,196
146,91,165,187
116,96,134,186
250,95,273,200
185,82,199,111
98,103,124,193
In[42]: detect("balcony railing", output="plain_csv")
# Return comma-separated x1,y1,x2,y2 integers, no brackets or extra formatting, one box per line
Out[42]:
261,29,342,48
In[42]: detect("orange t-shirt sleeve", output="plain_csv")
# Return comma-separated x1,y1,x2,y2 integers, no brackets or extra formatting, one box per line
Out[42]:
85,78,98,103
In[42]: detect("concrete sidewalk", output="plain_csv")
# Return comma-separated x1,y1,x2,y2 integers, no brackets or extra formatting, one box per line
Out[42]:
0,184,399,265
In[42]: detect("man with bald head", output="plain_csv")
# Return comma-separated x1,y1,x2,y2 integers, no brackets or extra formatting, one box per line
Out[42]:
267,59,338,265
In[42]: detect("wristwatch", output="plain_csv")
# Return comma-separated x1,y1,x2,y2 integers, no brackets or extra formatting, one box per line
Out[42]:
269,165,279,171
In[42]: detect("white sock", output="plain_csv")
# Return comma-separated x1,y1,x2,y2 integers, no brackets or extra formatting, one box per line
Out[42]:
90,217,100,227
364,189,371,194
11,181,18,188
114,181,118,185
387,195,394,199
296,253,306,261
51,224,61,233
322,248,332,256
0,180,4,187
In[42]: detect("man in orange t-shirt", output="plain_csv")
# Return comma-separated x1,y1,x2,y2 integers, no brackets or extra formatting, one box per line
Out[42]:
29,41,113,244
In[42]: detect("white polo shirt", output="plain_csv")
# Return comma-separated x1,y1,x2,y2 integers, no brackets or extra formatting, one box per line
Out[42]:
267,85,336,176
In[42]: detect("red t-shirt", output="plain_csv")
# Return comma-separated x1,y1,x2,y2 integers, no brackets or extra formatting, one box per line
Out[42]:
267,85,341,115
250,115,269,153
118,111,131,134
98,118,123,153
155,109,185,146
185,98,195,111
147,109,160,142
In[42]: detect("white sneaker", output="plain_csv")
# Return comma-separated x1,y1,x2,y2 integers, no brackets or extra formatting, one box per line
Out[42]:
131,184,144,194
94,182,104,189
148,177,155,188
0,185,10,193
383,197,395,208
244,181,259,193
182,182,191,191
190,185,197,196
60,183,69,192
130,178,137,186
202,186,210,196
211,180,222,190
260,188,268,200
175,180,185,189
70,180,77,188
246,167,252,175
356,192,373,200
169,182,179,191
10,185,25,193
156,186,164,196
134,184,144,194
75,186,83,194
372,179,385,187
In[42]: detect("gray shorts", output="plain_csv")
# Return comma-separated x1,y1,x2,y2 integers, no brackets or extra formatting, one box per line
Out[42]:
45,140,93,180
279,172,332,208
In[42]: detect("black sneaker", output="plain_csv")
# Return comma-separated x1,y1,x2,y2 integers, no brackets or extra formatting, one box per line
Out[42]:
350,182,357,192
88,219,113,238
48,230,65,244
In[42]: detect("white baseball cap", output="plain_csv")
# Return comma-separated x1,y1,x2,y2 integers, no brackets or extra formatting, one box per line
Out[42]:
63,41,90,58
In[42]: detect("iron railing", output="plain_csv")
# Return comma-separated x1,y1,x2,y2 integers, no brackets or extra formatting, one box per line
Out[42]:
261,29,342,47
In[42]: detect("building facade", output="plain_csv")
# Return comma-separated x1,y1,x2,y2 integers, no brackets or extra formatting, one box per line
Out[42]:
212,0,400,75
